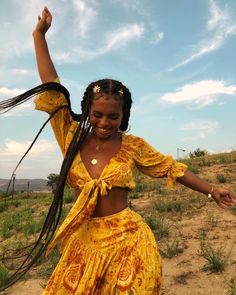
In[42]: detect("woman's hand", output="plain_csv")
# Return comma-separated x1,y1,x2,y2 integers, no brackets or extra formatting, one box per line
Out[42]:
211,187,236,209
33,6,52,36
32,6,57,83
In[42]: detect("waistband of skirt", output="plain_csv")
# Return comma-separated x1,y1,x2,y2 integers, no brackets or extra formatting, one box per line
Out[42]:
90,207,130,220
89,207,143,226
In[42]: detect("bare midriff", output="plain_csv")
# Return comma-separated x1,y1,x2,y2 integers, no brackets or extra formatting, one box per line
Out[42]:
74,187,129,217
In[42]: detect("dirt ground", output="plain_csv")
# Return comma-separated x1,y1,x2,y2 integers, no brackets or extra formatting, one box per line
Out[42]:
162,205,236,295
4,203,235,295
2,161,236,295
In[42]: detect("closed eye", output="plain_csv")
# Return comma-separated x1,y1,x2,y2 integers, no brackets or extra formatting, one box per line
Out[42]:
93,112,120,120
93,112,102,118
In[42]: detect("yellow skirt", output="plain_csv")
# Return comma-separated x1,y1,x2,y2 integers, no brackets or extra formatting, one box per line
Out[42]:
42,208,162,294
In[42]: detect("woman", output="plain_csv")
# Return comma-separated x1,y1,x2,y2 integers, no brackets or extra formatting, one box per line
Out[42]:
1,6,235,294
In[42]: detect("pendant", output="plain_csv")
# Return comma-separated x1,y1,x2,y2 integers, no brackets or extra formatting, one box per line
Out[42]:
91,158,98,165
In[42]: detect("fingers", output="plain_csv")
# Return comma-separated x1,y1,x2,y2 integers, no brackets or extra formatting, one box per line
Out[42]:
44,6,52,17
41,6,51,19
44,6,50,13
215,194,236,209
218,203,229,209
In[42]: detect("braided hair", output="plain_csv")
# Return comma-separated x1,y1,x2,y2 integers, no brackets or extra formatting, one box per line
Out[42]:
81,78,132,131
0,78,132,290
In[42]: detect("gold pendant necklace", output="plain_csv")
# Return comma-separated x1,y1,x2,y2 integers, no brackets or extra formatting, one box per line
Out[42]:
90,132,118,165
91,144,101,165
91,158,98,165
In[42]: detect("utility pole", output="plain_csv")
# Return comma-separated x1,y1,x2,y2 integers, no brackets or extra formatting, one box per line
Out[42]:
12,173,16,200
27,181,30,199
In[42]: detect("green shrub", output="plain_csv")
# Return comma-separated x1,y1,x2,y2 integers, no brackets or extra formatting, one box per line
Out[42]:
145,215,170,241
64,193,74,204
12,199,21,208
1,223,11,239
200,243,230,272
0,264,9,287
189,148,208,158
187,166,200,174
0,203,8,213
200,158,211,167
217,174,227,183
160,239,183,258
135,183,147,193
207,213,218,228
23,221,42,236
154,201,182,213
230,204,236,215
228,279,236,295
198,228,208,241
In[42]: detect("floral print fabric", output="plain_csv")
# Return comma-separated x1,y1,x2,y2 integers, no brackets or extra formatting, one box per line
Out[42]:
34,79,187,294
42,208,162,294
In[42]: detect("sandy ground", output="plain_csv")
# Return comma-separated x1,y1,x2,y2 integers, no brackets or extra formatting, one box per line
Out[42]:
162,206,236,295
2,160,236,294
3,203,236,295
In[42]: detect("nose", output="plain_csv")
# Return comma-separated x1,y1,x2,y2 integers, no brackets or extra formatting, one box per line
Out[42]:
99,116,109,128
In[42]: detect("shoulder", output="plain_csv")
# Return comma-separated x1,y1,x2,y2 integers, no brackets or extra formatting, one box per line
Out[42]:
123,133,150,152
124,133,148,145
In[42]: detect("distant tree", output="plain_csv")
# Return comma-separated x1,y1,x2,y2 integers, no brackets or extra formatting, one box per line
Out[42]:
189,148,208,158
47,173,59,193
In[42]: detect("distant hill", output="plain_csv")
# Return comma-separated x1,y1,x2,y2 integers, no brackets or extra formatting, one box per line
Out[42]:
0,178,50,192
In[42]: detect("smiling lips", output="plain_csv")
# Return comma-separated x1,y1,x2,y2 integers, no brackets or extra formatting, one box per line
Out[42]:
96,127,112,136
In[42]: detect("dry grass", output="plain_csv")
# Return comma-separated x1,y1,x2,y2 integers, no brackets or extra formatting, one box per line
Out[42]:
0,151,236,294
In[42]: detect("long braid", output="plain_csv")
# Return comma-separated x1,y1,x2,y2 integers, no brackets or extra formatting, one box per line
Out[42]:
110,79,132,131
0,77,132,291
0,83,89,291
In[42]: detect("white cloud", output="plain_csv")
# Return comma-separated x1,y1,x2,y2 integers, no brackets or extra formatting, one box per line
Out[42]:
0,85,36,116
160,80,236,107
0,139,55,158
168,0,236,71
1,103,33,117
54,23,144,63
150,32,164,44
105,24,144,50
72,0,98,37
0,86,26,99
132,92,159,117
180,121,219,131
0,0,40,59
207,0,228,31
0,138,62,178
181,120,219,141
114,0,163,45
9,68,35,77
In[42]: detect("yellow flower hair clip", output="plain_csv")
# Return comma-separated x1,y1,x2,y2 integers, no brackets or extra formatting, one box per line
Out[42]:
93,85,101,93
118,89,124,96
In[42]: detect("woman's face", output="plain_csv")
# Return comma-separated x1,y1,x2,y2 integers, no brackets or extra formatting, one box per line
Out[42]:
89,94,123,139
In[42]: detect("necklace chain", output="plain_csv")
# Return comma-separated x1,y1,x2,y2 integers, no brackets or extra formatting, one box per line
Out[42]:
91,137,105,165
90,132,118,165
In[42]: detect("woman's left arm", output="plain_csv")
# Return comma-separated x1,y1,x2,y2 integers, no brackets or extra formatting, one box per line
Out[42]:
177,170,236,209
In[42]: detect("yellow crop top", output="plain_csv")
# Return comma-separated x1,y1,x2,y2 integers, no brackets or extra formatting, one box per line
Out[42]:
34,78,187,254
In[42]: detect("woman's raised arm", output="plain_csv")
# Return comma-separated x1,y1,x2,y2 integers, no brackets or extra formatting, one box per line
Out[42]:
33,6,58,83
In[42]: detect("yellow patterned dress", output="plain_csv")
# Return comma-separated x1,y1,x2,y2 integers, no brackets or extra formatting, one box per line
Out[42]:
34,79,187,294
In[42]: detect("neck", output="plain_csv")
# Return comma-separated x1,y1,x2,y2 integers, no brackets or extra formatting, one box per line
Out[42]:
91,130,120,142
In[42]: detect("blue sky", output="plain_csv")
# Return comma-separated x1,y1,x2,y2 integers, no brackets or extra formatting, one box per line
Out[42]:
0,0,236,179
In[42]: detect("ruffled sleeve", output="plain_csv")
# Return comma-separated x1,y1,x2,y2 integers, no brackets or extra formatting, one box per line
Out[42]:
34,77,78,156
133,136,187,187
